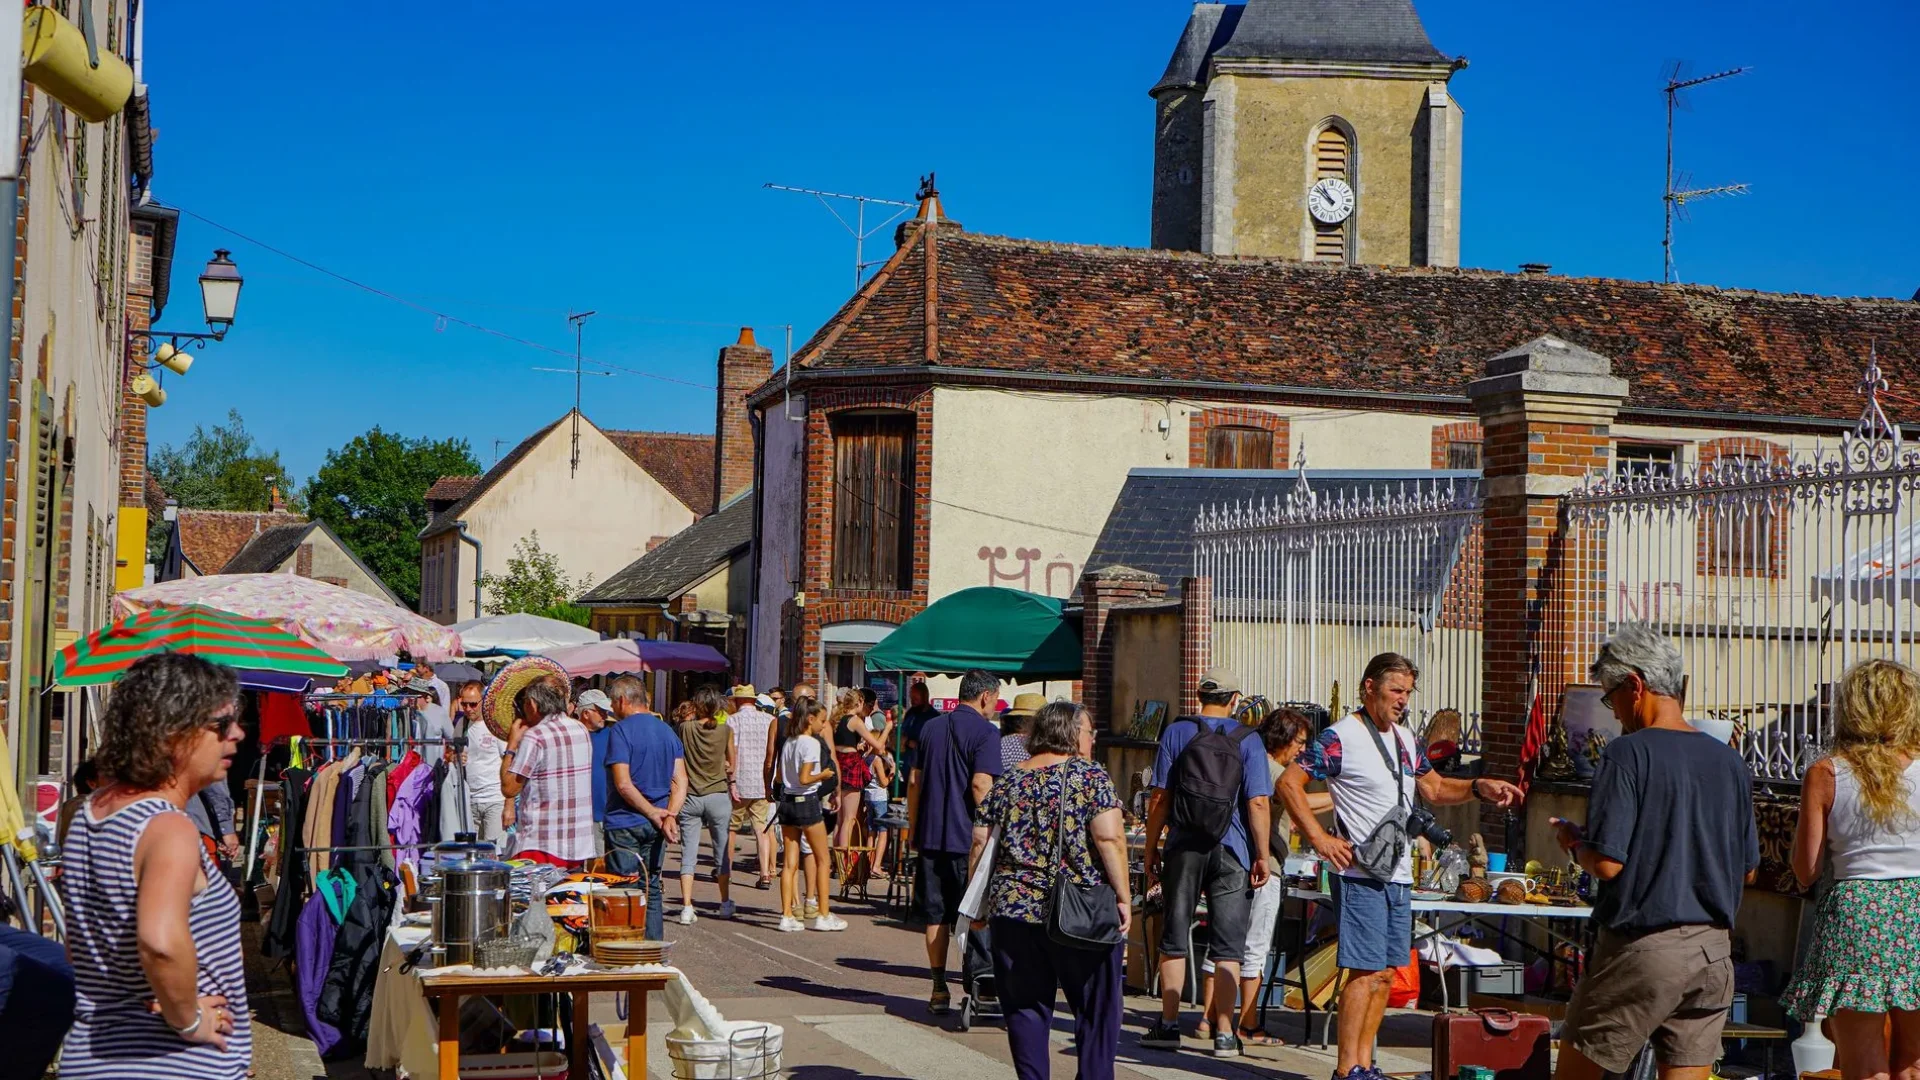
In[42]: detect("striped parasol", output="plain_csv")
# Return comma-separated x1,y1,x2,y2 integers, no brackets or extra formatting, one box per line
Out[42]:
53,604,349,687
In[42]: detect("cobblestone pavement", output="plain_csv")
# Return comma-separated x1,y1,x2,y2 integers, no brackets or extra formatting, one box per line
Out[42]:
243,865,1442,1080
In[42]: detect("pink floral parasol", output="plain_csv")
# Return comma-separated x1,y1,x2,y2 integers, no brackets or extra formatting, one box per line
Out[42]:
114,574,463,662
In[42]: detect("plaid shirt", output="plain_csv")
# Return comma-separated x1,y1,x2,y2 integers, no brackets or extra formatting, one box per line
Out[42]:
508,713,596,862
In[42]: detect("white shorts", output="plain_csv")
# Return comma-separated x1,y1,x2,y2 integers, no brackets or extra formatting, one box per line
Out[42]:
1199,874,1284,975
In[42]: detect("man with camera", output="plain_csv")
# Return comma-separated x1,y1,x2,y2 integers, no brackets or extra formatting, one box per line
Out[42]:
1278,652,1523,1080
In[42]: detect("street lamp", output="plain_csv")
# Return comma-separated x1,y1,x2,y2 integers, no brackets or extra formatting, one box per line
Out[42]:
197,249,241,340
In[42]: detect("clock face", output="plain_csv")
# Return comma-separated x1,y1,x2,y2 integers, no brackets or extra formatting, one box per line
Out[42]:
1308,177,1355,224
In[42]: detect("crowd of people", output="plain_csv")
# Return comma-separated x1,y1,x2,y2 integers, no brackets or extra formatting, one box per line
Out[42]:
11,623,1920,1080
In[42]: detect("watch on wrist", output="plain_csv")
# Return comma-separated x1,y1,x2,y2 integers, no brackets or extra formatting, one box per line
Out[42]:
1470,778,1486,800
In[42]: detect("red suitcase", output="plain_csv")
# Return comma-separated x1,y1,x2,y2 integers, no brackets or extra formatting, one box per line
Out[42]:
1432,1007,1552,1080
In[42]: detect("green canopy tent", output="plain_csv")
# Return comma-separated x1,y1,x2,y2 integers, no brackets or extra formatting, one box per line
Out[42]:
864,587,1082,680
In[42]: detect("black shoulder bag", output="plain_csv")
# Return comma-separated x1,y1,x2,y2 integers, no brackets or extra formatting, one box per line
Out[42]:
1045,769,1124,949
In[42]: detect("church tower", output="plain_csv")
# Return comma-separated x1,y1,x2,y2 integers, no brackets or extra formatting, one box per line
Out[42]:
1150,0,1465,266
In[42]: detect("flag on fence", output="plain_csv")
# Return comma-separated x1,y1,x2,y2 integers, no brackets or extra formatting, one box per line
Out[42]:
1516,682,1547,792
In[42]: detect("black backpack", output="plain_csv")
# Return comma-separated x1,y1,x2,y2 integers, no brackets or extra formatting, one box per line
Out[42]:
1167,718,1260,844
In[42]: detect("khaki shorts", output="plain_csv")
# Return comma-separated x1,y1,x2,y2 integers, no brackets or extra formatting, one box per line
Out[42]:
729,798,773,833
1562,924,1735,1072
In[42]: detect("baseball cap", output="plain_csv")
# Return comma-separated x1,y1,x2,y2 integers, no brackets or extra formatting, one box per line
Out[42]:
576,689,613,713
1197,668,1241,695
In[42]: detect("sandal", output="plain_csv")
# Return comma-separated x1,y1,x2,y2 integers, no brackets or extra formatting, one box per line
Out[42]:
755,876,774,890
1193,1020,1212,1041
929,987,952,1015
1237,1027,1284,1047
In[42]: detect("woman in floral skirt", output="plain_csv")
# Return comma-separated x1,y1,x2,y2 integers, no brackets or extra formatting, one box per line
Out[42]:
1782,658,1920,1080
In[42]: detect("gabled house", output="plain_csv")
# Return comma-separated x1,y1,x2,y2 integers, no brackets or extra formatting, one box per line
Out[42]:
416,411,718,623
221,519,402,605
580,491,755,669
161,506,308,580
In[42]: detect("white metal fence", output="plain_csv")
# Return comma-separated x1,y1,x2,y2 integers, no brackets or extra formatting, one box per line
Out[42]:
1560,355,1920,784
1193,472,1484,747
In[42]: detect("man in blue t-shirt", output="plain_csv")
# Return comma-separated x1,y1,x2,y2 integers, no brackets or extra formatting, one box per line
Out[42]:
602,677,686,940
907,668,1004,1016
1141,669,1272,1058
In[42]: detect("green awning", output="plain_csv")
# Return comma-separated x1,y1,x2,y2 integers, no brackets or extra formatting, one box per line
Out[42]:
864,587,1081,680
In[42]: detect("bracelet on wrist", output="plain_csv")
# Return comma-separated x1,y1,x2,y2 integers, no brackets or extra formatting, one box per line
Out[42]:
172,1005,203,1037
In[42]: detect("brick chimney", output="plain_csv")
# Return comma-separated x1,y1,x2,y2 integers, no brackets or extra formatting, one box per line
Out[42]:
714,326,772,509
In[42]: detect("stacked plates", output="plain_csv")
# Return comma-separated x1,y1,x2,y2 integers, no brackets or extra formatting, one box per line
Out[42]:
593,938,673,966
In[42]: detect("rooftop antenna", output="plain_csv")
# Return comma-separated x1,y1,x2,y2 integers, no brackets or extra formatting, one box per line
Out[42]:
536,310,599,476
764,183,915,291
1663,62,1750,283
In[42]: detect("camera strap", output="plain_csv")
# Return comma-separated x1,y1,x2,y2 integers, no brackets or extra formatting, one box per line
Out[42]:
1359,714,1409,814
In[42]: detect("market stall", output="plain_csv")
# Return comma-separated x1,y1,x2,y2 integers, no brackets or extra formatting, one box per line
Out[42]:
115,572,465,661
450,612,602,657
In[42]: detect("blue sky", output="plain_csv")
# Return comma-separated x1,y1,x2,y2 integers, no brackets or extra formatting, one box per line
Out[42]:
142,1,1920,485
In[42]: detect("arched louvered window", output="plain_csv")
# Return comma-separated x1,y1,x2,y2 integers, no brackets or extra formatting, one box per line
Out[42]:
1312,124,1351,262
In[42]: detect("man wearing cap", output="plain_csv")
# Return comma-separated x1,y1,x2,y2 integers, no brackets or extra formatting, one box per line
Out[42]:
1141,668,1273,1058
576,688,620,858
726,685,779,890
999,692,1044,770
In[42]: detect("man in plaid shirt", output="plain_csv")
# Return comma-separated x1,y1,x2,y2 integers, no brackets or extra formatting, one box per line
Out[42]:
500,674,597,867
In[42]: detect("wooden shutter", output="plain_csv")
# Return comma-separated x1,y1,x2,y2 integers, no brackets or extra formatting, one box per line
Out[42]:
832,413,914,591
1205,425,1275,469
1446,441,1483,470
1313,126,1349,262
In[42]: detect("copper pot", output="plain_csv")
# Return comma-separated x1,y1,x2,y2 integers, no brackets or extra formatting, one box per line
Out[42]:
593,891,633,927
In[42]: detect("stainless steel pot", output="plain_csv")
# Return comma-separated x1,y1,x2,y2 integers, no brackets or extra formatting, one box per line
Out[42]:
428,865,511,966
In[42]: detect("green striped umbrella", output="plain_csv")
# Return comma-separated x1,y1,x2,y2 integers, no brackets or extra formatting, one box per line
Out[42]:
53,604,349,687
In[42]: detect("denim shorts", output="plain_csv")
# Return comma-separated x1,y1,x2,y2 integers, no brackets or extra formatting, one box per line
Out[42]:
1333,873,1412,972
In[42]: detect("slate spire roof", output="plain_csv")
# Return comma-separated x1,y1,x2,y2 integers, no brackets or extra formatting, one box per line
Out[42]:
1156,0,1451,93
763,211,1920,428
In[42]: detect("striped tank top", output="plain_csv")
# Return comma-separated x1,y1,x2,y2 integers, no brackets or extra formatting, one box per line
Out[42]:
59,795,251,1079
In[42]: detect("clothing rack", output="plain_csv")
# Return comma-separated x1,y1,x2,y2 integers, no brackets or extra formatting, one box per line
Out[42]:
244,735,472,882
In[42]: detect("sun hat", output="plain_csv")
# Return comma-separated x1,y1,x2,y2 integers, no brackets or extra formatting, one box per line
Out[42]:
729,683,758,700
482,655,568,740
1003,692,1048,718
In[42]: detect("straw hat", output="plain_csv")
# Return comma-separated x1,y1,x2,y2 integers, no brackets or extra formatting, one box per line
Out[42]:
482,655,568,739
1003,692,1048,718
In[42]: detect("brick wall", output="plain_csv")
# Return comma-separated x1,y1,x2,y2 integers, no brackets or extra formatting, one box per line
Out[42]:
796,385,932,687
713,327,771,510
1078,566,1167,732
1469,338,1625,844
1,84,33,745
295,543,313,577
1179,576,1212,715
118,222,154,508
1430,420,1483,468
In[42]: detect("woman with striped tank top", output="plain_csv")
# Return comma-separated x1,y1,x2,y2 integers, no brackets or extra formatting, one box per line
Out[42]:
60,653,251,1078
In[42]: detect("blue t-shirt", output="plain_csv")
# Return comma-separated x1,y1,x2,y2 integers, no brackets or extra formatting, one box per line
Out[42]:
589,725,613,824
912,705,1004,854
1151,714,1273,871
603,712,684,830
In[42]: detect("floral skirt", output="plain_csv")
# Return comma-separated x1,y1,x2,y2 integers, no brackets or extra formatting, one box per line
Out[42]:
1780,877,1920,1020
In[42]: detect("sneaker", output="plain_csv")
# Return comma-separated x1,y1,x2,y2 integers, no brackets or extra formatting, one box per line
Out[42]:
1212,1033,1242,1059
719,900,736,919
803,897,819,918
678,905,697,926
1334,1067,1382,1080
776,915,806,932
1139,1020,1184,1049
809,914,847,931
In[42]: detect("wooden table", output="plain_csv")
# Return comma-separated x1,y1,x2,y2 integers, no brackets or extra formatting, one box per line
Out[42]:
417,966,675,1080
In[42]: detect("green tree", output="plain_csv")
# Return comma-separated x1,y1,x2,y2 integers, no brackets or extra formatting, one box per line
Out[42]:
479,532,593,615
148,409,300,560
306,428,480,610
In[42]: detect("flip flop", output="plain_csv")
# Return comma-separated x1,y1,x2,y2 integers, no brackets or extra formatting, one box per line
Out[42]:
1238,1027,1284,1047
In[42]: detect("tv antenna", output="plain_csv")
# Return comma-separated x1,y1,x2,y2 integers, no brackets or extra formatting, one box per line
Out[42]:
1663,62,1750,283
532,310,603,477
764,183,915,291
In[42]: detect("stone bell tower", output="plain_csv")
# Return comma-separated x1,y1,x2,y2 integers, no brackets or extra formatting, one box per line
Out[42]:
1150,0,1465,267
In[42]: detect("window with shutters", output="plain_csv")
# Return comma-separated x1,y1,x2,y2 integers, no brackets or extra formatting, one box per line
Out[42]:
831,411,915,592
1205,425,1276,469
1446,441,1482,470
1312,124,1352,262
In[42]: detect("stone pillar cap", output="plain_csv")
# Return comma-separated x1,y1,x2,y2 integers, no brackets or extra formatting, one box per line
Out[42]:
1469,334,1628,402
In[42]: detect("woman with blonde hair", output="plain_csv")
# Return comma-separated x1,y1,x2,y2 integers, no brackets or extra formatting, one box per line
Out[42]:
1782,657,1920,1080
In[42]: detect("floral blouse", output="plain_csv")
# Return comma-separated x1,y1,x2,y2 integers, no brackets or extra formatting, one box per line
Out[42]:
979,758,1121,924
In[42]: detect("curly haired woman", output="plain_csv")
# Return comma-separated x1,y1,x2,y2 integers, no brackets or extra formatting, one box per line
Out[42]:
1783,658,1920,1080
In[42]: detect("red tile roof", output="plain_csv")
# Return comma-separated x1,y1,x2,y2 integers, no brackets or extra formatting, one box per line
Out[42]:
425,475,480,503
175,509,307,576
778,215,1920,426
605,431,716,517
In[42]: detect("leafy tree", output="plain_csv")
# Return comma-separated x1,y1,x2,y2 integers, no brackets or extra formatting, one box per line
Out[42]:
534,602,592,627
479,532,593,615
147,409,300,560
306,428,480,610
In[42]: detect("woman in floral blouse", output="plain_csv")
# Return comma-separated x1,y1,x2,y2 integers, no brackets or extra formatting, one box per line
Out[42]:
971,701,1131,1080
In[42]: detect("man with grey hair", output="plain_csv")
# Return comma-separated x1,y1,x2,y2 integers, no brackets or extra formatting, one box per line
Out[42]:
500,675,596,868
1550,623,1758,1080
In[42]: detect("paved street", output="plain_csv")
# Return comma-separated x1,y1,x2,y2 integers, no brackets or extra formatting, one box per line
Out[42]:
247,868,1442,1080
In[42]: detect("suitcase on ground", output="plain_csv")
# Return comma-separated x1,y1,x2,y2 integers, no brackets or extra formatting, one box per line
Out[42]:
1432,1007,1552,1080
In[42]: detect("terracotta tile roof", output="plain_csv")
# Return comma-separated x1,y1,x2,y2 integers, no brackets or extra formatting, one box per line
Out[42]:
425,475,480,503
604,430,716,517
781,217,1920,426
176,509,307,576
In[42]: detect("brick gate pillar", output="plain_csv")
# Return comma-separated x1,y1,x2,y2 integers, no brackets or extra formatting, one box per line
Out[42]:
1079,566,1166,734
1179,576,1212,717
1468,336,1627,844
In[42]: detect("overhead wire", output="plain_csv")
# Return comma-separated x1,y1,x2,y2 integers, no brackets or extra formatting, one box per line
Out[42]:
166,204,719,389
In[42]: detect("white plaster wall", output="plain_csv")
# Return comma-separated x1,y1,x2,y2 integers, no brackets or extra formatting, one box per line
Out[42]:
749,398,805,686
443,420,696,622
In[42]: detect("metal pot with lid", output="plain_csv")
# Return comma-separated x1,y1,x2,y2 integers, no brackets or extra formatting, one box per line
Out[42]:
424,832,511,966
